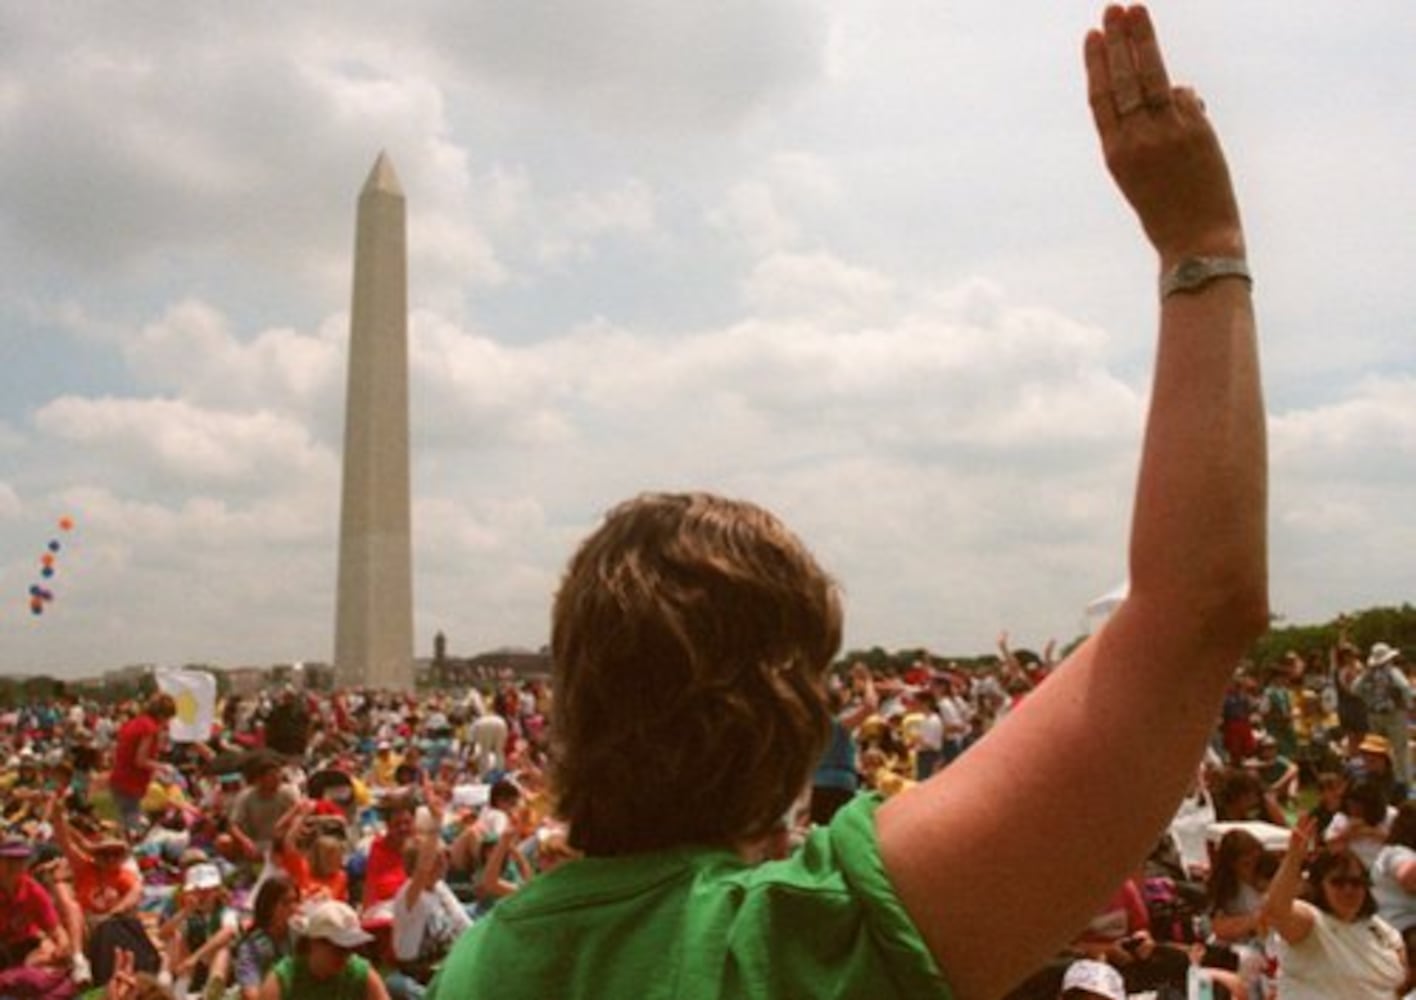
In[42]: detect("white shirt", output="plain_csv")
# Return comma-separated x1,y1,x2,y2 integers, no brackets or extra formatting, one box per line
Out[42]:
391,879,473,962
1324,807,1396,870
1274,905,1404,1000
1371,844,1416,932
938,696,972,739
914,713,943,753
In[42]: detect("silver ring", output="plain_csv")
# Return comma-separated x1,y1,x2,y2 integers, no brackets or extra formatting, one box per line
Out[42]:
1115,95,1144,117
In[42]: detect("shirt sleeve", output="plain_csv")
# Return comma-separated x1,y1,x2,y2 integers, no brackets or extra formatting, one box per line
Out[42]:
824,794,953,997
31,881,59,932
1121,880,1150,933
233,937,264,988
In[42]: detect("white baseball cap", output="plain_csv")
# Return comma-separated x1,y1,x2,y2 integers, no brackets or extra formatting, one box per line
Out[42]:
292,900,374,949
184,863,222,891
1061,959,1125,1000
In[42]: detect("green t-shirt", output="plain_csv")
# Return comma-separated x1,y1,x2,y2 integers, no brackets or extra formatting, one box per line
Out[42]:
429,793,950,999
273,953,370,1000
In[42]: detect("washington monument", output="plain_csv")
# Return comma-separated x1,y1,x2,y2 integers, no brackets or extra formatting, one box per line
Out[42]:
334,152,413,690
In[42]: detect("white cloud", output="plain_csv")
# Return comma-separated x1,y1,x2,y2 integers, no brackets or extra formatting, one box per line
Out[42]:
123,300,343,417
535,179,659,265
708,181,802,256
1,0,1414,674
1271,377,1416,473
416,0,829,131
33,395,336,490
0,482,20,519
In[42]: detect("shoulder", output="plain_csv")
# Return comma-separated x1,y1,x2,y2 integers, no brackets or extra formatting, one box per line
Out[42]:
435,795,947,999
17,873,49,898
1374,844,1409,871
1368,914,1405,948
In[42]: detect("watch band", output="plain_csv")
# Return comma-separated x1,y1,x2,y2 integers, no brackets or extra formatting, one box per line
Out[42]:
1160,256,1252,300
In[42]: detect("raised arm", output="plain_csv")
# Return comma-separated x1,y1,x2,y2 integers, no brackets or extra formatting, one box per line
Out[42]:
877,7,1267,998
1262,817,1316,944
47,794,91,868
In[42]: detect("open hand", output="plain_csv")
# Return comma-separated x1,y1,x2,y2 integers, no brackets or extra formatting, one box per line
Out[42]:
1084,5,1243,264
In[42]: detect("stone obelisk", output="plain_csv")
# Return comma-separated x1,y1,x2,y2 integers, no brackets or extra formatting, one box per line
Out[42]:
334,152,413,690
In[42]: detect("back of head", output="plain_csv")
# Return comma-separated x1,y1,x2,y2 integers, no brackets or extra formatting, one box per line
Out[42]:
1390,801,1416,850
148,693,177,721
552,492,841,856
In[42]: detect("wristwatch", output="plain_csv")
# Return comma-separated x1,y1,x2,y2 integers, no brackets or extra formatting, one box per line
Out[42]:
1160,256,1252,300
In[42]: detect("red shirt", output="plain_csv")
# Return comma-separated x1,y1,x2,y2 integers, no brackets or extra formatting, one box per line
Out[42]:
110,714,163,797
0,874,58,944
71,858,140,916
362,835,408,910
275,845,349,902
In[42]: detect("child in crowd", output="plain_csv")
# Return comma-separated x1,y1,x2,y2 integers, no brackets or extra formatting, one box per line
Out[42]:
272,799,349,902
158,862,238,1000
234,877,297,1000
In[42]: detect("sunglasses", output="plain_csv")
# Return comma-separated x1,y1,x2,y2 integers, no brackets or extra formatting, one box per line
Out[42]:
1325,876,1368,890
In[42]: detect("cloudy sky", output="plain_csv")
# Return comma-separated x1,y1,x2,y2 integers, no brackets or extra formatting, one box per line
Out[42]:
1,2,1413,677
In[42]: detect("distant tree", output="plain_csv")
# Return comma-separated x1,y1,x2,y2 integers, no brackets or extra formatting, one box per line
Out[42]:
1248,604,1416,667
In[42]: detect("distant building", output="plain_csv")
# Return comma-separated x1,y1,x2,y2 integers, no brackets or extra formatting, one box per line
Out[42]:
431,648,551,688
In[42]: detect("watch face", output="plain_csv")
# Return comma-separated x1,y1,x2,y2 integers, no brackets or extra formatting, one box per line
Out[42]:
1177,259,1207,286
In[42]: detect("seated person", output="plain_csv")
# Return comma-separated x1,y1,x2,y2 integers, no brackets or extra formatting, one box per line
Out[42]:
158,863,237,998
1346,733,1403,806
362,793,416,923
272,799,349,902
1247,732,1298,807
229,752,300,862
1305,770,1348,834
391,795,471,986
234,877,297,1000
1212,767,1288,827
1059,959,1125,1000
0,837,69,971
257,900,390,1000
1206,828,1275,995
1324,778,1394,870
50,797,146,985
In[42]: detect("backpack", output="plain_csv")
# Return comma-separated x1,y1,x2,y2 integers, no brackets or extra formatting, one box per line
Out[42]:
1143,876,1205,944
86,913,161,987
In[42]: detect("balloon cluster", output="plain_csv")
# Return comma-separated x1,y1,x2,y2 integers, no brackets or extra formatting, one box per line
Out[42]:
28,517,75,616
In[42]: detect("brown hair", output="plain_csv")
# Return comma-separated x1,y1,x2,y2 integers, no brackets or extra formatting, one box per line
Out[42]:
147,693,177,720
1209,828,1264,912
551,493,841,856
1388,801,1416,850
1305,848,1376,919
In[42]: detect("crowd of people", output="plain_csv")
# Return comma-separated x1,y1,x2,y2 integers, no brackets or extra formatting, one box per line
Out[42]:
2,3,1394,998
0,629,1408,1000
0,682,565,1000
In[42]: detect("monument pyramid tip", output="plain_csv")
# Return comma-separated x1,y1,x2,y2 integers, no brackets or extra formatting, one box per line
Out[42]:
362,151,403,197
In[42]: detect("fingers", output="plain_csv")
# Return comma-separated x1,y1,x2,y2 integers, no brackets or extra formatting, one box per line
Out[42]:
1086,5,1176,134
1085,26,1119,136
1172,86,1206,118
1104,6,1142,116
1129,6,1172,109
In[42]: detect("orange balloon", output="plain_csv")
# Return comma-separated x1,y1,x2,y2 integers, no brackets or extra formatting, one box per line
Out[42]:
58,517,75,531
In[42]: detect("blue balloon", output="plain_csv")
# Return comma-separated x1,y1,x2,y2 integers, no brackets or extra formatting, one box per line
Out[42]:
28,585,41,596
40,567,54,578
47,540,60,553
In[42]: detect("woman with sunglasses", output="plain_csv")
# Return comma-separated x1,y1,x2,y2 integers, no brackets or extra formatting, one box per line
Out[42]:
1263,814,1407,998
